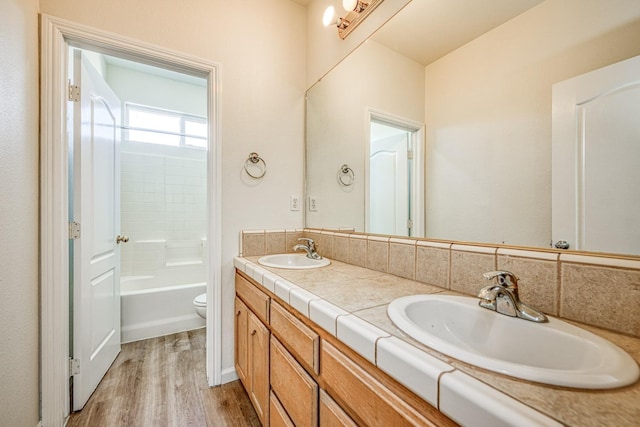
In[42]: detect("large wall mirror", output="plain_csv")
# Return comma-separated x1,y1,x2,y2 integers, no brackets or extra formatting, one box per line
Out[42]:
305,0,640,256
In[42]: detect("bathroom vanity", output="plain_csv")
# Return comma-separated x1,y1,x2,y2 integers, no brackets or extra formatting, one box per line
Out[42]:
234,270,455,426
234,250,640,427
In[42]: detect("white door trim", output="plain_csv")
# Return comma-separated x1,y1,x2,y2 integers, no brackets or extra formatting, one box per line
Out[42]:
365,107,425,237
40,14,222,426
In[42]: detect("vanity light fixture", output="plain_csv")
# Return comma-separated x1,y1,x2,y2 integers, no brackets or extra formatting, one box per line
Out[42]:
324,0,384,39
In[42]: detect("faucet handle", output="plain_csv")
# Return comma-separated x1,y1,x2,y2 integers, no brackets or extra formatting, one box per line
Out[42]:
298,238,319,251
482,270,518,288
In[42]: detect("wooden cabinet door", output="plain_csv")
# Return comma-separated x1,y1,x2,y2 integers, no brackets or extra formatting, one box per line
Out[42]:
234,297,248,387
248,310,270,425
271,336,318,427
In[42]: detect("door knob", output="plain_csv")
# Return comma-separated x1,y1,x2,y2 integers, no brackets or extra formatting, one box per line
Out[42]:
116,235,129,244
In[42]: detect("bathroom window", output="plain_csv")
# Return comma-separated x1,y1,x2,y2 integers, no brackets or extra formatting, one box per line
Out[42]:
124,103,207,149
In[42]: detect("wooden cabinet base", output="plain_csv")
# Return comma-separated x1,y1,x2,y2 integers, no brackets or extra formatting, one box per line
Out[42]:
235,270,455,427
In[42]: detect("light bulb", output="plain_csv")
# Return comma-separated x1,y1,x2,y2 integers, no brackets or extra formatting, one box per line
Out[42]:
342,0,358,11
323,6,335,27
343,0,367,12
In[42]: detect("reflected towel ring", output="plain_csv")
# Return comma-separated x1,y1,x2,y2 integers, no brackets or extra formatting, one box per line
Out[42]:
338,164,355,186
244,152,267,179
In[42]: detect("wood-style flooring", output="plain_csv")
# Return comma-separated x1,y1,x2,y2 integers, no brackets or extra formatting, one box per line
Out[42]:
67,329,260,427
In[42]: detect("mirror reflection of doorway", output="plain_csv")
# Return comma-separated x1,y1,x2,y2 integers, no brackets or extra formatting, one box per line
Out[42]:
367,113,425,237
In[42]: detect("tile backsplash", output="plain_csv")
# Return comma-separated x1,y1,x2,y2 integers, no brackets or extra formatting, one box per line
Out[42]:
240,228,640,338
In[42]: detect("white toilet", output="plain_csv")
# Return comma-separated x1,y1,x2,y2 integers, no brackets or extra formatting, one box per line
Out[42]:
193,293,206,319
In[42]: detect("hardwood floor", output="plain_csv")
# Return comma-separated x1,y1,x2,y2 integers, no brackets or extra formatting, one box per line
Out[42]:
67,329,261,427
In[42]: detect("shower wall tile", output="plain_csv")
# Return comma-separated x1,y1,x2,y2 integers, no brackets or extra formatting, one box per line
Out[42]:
121,146,206,278
121,149,206,243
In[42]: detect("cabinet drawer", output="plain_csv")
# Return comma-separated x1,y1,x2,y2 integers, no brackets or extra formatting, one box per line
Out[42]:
321,341,439,427
319,390,357,427
271,336,319,427
270,391,295,427
271,300,320,375
236,272,269,324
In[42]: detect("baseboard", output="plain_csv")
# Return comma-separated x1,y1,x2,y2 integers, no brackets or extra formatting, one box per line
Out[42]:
220,366,239,384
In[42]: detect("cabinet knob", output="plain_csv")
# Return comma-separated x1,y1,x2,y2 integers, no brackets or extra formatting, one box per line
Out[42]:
251,330,257,336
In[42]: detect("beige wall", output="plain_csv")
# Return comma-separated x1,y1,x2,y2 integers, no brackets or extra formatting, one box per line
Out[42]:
39,0,307,380
306,40,424,230
424,0,640,247
0,0,41,425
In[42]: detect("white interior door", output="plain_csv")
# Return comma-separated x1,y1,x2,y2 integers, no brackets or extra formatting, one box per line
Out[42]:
71,49,122,410
369,128,410,235
552,54,640,255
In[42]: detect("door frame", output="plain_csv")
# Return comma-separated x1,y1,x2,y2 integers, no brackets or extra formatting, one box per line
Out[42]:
40,14,222,426
365,108,425,237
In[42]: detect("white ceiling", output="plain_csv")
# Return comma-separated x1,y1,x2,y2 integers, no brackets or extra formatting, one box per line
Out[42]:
371,0,544,66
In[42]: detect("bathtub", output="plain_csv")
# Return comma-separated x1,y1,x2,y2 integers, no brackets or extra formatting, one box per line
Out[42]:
120,274,206,343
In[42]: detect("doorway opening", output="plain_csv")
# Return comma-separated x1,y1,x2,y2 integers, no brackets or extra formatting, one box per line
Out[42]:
40,15,221,426
366,110,425,237
67,47,210,410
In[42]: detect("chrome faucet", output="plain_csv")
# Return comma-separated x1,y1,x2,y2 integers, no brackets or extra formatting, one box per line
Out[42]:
293,238,322,260
478,271,548,323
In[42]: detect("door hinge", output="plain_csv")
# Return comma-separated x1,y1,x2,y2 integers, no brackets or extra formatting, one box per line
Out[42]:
407,219,414,229
68,82,80,102
407,150,414,160
69,222,81,240
69,358,80,376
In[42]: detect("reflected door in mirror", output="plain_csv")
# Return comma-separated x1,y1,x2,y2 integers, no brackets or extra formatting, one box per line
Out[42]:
552,54,640,256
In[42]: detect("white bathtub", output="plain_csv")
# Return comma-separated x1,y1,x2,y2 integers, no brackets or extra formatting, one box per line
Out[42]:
120,275,206,343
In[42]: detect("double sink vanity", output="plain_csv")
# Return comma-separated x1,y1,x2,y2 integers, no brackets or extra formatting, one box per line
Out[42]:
234,238,640,426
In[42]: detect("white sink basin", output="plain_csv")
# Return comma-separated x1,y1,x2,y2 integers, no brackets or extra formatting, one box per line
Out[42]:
387,294,639,389
257,253,330,269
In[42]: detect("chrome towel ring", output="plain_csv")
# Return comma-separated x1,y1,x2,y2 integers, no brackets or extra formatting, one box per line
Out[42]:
338,164,355,186
244,152,267,179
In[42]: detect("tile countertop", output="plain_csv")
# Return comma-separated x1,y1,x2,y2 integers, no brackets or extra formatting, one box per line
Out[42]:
235,256,640,427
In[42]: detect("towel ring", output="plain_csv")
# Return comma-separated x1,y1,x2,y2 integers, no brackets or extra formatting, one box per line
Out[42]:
337,164,355,186
244,152,267,179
